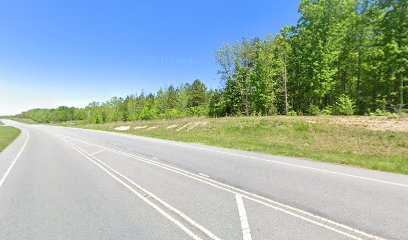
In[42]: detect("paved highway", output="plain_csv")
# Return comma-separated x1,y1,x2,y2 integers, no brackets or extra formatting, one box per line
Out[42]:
0,120,407,240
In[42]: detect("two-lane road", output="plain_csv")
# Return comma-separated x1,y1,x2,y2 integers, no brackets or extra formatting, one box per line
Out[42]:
0,120,407,239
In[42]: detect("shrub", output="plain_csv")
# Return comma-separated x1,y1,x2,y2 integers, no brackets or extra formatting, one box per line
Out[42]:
308,104,320,116
387,113,399,119
333,95,355,115
369,109,387,116
369,109,399,118
322,106,333,115
287,110,297,116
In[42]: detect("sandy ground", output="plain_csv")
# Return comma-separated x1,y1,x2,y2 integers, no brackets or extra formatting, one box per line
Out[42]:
109,116,408,133
114,126,130,131
307,116,408,132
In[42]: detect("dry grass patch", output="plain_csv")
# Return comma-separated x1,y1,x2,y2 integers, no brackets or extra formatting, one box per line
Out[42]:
305,115,408,132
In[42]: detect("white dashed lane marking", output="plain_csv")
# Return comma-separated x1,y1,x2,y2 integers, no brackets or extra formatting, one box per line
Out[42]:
235,195,252,240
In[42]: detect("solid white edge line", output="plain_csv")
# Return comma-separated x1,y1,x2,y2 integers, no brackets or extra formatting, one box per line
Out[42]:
54,126,408,188
63,136,384,240
0,129,30,189
235,195,252,240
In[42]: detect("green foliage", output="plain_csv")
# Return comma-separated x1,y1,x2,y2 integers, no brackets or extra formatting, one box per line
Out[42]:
307,105,320,116
369,109,399,118
333,95,355,115
369,109,388,116
18,106,77,123
17,79,211,123
287,110,297,116
188,80,207,108
322,106,333,115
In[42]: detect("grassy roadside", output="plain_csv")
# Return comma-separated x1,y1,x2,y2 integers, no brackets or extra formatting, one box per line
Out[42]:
60,116,408,175
0,125,21,152
7,117,37,124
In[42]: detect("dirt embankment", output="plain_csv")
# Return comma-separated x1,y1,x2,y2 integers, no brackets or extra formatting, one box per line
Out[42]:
307,116,408,132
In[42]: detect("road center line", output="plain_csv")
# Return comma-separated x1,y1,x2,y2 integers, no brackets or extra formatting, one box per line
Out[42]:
90,149,105,156
61,135,384,240
235,195,252,240
198,173,210,178
0,129,30,189
62,138,221,240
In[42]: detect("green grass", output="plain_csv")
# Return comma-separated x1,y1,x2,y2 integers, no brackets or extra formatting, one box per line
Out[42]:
8,117,38,124
0,126,21,152
60,116,408,175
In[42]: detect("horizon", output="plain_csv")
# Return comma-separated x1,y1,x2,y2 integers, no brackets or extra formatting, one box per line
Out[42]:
0,0,299,115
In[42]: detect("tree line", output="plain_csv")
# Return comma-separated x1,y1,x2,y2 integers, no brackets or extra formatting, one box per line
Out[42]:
18,80,210,123
17,0,407,123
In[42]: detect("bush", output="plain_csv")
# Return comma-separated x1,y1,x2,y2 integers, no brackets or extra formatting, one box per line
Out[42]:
369,109,399,118
387,113,399,119
322,106,333,115
308,104,320,116
369,109,387,116
333,95,355,115
287,110,297,116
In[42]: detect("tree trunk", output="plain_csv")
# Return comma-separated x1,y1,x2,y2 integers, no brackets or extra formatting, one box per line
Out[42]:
399,73,404,112
283,55,289,114
356,28,363,113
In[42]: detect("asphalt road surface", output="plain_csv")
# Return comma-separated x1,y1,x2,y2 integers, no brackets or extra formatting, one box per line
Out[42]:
0,120,407,240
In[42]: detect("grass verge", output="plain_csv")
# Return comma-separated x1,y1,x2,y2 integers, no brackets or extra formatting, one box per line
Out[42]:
8,117,38,124
0,126,21,152
61,116,408,175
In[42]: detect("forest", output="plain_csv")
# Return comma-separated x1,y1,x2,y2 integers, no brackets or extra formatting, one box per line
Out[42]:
17,0,407,123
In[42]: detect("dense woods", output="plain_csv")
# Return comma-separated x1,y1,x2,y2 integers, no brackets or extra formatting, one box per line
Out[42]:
17,0,407,123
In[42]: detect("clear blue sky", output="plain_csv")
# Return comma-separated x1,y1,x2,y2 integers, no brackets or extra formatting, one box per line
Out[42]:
0,0,300,115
